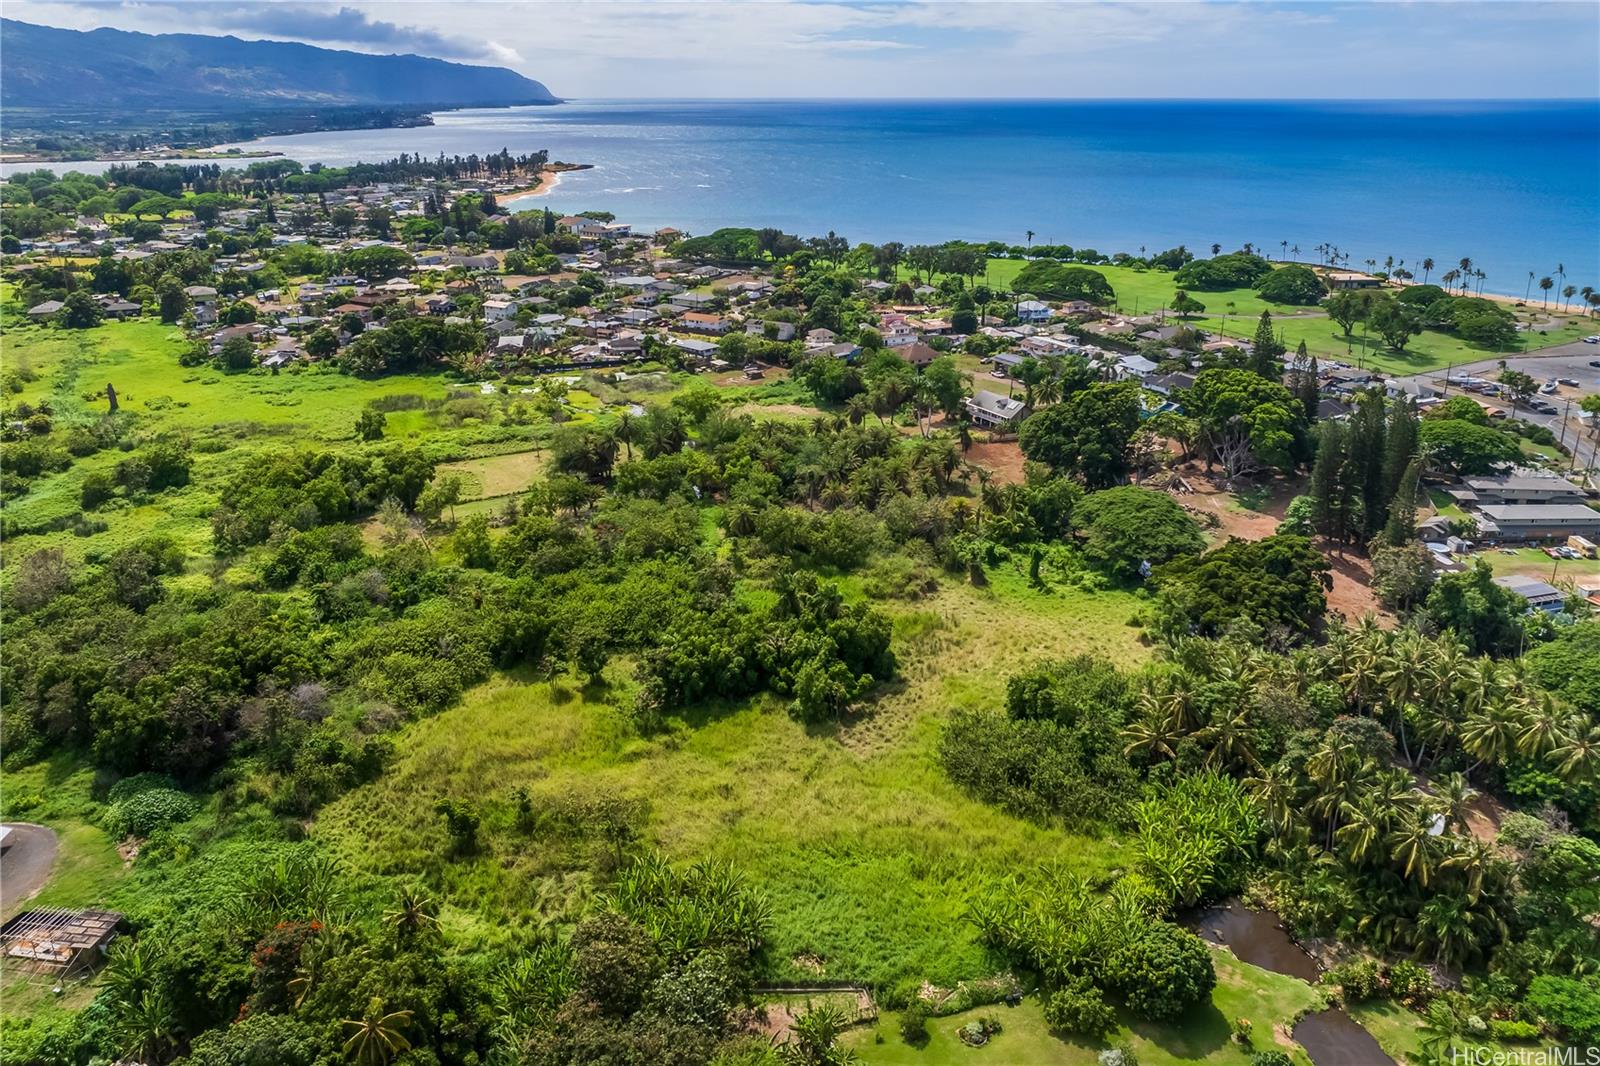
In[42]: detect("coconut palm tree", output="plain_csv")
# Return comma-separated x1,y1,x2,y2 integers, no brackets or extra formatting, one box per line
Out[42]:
1416,892,1480,966
1458,257,1473,292
1336,796,1391,865
1525,271,1537,302
1539,276,1555,308
342,999,415,1066
1556,262,1567,304
1460,702,1518,772
1550,723,1600,784
1247,763,1301,837
1516,692,1572,758
1440,838,1496,904
1562,285,1577,312
1420,257,1434,285
1195,707,1260,772
1434,772,1478,833
1025,230,1034,248
1387,810,1443,886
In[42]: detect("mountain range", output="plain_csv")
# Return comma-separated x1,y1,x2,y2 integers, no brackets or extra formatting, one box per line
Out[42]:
0,18,558,112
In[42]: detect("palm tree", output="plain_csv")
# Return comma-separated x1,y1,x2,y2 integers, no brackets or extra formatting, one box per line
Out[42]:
1562,284,1577,312
1556,262,1567,305
1441,269,1460,293
1525,271,1536,302
1025,229,1035,248
1247,763,1300,837
343,999,415,1066
1440,838,1497,904
1123,713,1184,763
1387,810,1442,886
1335,796,1390,865
1434,772,1478,833
1416,892,1480,966
1516,692,1572,758
1460,703,1517,771
1421,257,1434,285
1581,285,1595,315
1458,257,1473,292
384,885,439,944
1539,276,1555,308
1550,723,1600,784
1195,707,1260,772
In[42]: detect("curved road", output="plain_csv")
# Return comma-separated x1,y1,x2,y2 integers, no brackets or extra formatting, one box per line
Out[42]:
0,823,60,917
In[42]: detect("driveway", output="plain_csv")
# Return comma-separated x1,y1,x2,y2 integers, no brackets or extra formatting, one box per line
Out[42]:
0,823,60,918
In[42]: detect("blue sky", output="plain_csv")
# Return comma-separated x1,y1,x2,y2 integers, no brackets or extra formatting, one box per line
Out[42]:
8,1,1599,100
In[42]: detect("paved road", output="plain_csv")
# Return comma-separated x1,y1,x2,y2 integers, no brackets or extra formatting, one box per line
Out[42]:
1388,339,1600,481
0,823,59,918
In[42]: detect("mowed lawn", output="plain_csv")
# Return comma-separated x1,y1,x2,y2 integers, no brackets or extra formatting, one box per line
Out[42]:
846,949,1323,1066
314,560,1149,988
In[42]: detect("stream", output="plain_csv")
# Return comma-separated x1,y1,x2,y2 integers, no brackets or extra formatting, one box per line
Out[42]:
1189,902,1396,1066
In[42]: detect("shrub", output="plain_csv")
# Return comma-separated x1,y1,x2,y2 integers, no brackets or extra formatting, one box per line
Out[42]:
104,787,197,838
1324,959,1383,1002
1488,1019,1540,1042
1526,975,1600,1044
1044,978,1117,1038
898,1002,930,1046
1386,961,1434,1003
1108,923,1217,1022
1250,1052,1294,1066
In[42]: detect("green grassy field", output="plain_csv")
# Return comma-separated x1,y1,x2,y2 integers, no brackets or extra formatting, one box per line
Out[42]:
846,949,1322,1066
904,260,1592,374
314,555,1148,986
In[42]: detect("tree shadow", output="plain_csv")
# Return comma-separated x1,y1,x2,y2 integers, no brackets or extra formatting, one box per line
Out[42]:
1129,1001,1232,1060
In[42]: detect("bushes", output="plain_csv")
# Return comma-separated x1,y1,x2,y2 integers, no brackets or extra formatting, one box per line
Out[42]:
1526,975,1600,1044
941,656,1138,828
105,785,198,838
1107,922,1217,1022
1043,977,1117,1038
898,1002,930,1045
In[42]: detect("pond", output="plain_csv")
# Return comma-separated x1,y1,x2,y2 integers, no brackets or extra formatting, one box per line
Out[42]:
1188,901,1396,1066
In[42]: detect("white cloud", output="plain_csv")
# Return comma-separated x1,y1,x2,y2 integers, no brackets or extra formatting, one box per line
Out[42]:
4,0,1596,98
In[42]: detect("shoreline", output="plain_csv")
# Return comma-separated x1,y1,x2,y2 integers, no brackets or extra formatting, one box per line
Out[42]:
500,163,593,202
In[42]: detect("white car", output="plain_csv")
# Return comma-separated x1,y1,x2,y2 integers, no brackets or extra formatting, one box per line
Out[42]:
1583,335,1600,344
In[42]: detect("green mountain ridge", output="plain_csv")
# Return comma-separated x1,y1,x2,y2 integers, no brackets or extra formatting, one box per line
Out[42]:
0,18,559,113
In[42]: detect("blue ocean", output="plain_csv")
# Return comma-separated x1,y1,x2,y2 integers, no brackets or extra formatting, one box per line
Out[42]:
39,99,1600,294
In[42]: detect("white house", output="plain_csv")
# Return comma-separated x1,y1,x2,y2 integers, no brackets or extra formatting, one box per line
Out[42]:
1015,299,1052,323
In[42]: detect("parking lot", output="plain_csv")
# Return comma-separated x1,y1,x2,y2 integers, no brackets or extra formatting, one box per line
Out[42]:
1390,337,1600,477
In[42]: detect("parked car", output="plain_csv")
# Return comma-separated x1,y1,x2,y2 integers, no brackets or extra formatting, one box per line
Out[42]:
1558,377,1580,386
1581,335,1600,344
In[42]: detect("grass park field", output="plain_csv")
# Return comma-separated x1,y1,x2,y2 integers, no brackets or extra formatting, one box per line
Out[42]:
920,259,1595,375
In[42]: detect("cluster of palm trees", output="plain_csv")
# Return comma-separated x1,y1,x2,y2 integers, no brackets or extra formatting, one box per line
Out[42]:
1117,623,1596,965
1530,263,1587,313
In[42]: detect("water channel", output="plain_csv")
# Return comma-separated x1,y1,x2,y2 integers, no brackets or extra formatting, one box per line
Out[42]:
1190,902,1396,1066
